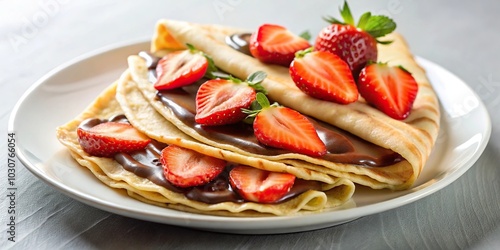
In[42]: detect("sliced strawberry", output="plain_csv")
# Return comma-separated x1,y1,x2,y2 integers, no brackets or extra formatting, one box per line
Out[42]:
358,63,419,120
289,48,358,104
77,121,150,157
154,46,209,90
229,165,295,203
245,93,327,157
195,71,266,126
160,145,226,188
314,2,396,76
249,24,310,66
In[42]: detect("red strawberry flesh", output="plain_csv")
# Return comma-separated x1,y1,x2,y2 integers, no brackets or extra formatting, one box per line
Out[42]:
195,79,256,126
290,50,358,104
250,24,310,66
358,64,419,120
229,165,295,203
160,145,226,188
154,49,208,90
254,106,327,157
77,121,151,157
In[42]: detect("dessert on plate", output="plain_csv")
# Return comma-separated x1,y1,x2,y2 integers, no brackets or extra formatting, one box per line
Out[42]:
56,2,440,216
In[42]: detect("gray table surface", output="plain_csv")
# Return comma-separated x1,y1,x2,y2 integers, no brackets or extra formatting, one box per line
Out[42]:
2,0,499,249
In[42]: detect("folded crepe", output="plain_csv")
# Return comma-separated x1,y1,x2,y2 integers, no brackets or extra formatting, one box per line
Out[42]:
55,71,355,216
126,20,440,190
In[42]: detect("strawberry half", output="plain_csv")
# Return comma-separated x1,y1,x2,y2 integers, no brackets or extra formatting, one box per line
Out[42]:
229,165,295,203
77,121,151,157
358,63,419,120
154,44,215,90
314,2,396,76
244,93,327,157
289,48,358,104
249,24,311,66
160,145,226,188
195,71,266,126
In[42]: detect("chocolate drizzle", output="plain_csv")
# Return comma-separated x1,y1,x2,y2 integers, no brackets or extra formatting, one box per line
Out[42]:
138,35,404,167
78,116,319,204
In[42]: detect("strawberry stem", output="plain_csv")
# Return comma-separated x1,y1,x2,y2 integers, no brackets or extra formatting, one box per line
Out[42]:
323,1,397,41
242,92,279,122
295,47,313,58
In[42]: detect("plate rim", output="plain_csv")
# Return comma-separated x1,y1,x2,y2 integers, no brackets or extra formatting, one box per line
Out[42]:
8,39,492,234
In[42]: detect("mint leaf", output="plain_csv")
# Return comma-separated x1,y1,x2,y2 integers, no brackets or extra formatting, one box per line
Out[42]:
246,71,267,84
246,71,268,93
256,92,270,108
364,15,397,38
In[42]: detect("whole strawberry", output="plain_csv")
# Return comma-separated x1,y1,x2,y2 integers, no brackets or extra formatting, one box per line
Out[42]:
314,1,396,77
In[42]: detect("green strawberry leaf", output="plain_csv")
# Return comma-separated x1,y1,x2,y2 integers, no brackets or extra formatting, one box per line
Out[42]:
186,43,220,79
322,2,397,40
299,30,312,41
323,15,344,25
295,47,314,58
363,15,397,38
242,93,280,122
357,12,372,30
397,65,412,75
186,43,197,52
203,53,219,79
340,1,355,26
376,39,393,45
241,100,263,122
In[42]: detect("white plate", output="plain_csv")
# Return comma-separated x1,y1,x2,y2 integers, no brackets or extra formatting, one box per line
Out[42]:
9,40,491,234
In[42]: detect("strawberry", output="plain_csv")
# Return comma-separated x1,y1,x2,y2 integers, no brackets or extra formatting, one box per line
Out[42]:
195,71,266,126
154,44,216,90
357,63,419,120
289,48,358,104
244,93,327,157
249,24,311,66
314,2,396,76
77,121,151,157
160,145,226,188
229,165,295,203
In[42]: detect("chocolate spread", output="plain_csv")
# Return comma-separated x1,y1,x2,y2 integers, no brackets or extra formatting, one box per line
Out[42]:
78,115,320,204
139,50,402,167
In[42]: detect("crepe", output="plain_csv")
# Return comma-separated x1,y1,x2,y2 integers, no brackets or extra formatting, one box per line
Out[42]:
126,20,440,190
55,72,355,216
